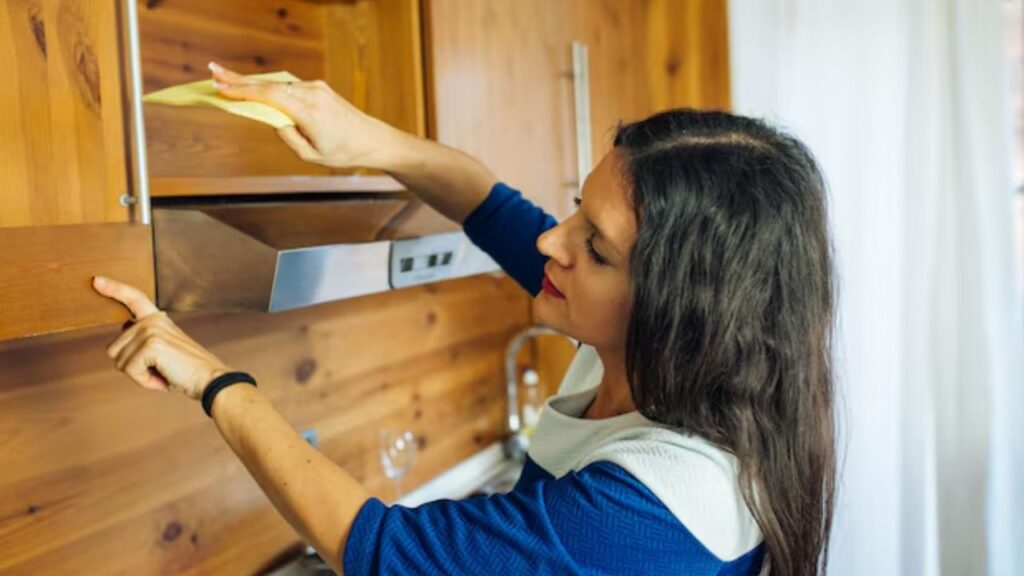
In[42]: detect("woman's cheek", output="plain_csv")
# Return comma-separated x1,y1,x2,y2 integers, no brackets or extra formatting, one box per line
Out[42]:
575,288,631,347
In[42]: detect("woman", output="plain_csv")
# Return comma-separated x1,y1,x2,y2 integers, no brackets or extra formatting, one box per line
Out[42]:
92,63,835,575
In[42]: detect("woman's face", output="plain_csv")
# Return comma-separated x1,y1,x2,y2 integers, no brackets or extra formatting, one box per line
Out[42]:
533,149,637,350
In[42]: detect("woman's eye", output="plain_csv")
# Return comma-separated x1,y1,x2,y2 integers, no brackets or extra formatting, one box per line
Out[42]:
573,197,608,266
585,232,609,266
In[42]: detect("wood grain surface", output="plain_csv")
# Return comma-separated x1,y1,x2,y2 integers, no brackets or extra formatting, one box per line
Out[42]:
0,274,533,574
425,0,579,221
0,223,155,341
643,0,732,113
0,0,129,228
139,0,426,183
149,174,405,198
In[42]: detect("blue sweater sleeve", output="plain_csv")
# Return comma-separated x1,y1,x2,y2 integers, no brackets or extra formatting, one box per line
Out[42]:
342,461,764,576
462,182,558,295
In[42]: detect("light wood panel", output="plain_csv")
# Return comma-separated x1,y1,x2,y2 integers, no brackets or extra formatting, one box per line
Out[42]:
425,0,579,221
643,0,732,112
0,223,155,341
0,0,129,228
324,0,426,139
150,174,405,197
139,0,426,182
0,274,533,574
0,1,155,341
572,0,732,165
571,0,653,161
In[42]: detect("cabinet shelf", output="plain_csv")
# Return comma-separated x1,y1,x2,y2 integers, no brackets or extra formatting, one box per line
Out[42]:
139,0,424,191
149,174,405,198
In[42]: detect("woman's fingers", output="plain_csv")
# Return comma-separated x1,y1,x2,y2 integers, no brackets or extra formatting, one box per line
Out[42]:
209,61,302,114
207,62,370,171
121,342,171,392
215,77,284,104
93,276,159,319
113,329,150,372
208,61,248,85
104,307,169,360
93,277,231,397
277,126,323,162
106,321,143,359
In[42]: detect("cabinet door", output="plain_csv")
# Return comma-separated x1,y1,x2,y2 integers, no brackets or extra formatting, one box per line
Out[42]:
139,0,425,197
427,0,731,216
0,0,154,341
571,0,732,163
426,0,579,222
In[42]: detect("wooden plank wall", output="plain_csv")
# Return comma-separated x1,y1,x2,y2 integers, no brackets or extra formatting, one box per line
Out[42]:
0,274,534,574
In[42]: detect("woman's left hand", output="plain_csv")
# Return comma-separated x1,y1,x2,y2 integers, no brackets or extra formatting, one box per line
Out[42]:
92,276,232,399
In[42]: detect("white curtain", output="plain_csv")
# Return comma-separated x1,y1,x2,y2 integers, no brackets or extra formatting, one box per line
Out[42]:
728,1,1024,575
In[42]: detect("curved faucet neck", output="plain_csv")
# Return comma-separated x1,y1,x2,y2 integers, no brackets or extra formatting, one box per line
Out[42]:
503,326,576,460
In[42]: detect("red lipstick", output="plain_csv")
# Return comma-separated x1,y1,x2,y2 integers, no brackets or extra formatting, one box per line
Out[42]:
542,274,565,299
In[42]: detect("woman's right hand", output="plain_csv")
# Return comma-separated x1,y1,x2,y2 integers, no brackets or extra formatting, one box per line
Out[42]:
209,61,398,170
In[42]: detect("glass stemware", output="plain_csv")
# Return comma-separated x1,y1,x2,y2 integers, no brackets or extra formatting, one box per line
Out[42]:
378,429,417,501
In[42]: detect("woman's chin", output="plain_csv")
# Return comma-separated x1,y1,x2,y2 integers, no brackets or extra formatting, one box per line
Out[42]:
531,294,566,331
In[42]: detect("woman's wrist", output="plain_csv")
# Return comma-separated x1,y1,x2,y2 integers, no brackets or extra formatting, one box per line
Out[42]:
202,371,257,417
197,366,233,400
364,120,424,174
208,380,264,422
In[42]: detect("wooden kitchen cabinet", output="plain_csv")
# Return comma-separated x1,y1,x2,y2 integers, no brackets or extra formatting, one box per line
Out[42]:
426,0,579,222
0,0,154,341
574,0,732,161
138,0,426,197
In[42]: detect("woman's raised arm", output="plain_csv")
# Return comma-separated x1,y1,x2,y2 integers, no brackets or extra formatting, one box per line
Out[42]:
210,62,496,225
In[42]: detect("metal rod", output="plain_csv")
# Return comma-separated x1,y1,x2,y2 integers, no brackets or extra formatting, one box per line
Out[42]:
123,0,152,225
571,42,593,196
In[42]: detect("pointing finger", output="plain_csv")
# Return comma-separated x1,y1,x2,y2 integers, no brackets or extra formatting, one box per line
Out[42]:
92,276,160,319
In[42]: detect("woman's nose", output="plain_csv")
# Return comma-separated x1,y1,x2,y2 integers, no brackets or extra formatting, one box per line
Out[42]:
537,224,571,267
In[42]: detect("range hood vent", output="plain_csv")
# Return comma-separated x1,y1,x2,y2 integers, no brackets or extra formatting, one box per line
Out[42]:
152,192,498,312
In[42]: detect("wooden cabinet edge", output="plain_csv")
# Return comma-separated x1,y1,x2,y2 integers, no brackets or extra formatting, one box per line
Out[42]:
149,174,406,197
0,223,155,341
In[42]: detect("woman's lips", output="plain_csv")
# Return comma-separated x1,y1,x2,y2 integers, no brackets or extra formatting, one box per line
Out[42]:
542,274,565,299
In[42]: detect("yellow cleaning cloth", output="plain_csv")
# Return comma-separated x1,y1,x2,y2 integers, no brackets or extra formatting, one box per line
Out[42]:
142,71,300,129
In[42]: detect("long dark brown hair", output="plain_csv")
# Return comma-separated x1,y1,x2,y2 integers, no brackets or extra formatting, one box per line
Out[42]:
615,110,835,575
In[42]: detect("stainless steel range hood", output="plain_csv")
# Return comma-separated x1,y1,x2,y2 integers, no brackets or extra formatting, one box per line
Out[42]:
152,192,498,312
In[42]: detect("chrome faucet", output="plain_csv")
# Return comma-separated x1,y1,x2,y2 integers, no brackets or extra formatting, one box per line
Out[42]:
504,326,577,461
